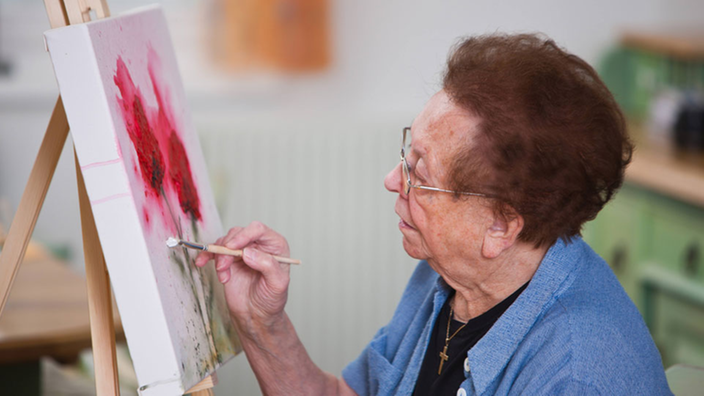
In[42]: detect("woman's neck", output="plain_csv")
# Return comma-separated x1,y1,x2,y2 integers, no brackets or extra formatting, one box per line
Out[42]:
445,243,547,322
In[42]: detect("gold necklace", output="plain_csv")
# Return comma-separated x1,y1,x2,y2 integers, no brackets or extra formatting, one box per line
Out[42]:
438,307,468,375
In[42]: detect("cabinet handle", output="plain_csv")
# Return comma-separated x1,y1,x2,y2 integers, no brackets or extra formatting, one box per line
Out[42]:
611,244,628,274
683,242,700,277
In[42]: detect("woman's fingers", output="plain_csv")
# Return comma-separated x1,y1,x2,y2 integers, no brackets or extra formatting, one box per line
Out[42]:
204,224,292,322
195,251,213,267
195,236,224,267
242,247,290,292
224,221,267,249
215,253,235,271
224,226,243,241
214,235,238,271
224,221,288,255
204,223,291,290
217,265,232,284
198,230,242,269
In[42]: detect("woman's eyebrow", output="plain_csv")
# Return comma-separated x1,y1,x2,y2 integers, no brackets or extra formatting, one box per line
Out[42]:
411,138,427,157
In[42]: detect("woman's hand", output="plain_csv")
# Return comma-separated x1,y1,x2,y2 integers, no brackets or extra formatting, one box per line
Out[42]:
195,221,291,336
197,222,355,395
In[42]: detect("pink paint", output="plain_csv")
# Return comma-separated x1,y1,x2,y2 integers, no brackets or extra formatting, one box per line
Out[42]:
90,192,131,206
113,48,203,232
81,157,123,170
114,133,124,160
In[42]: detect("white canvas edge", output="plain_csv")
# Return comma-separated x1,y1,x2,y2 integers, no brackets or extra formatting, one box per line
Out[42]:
44,21,188,395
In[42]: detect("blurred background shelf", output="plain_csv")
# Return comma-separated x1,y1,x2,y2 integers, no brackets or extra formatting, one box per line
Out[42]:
621,31,704,59
627,125,704,208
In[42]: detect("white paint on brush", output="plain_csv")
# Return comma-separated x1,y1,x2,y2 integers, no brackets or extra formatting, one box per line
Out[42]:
165,237,180,248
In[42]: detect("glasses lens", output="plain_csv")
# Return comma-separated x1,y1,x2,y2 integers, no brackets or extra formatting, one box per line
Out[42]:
402,158,411,195
401,127,412,195
402,128,411,155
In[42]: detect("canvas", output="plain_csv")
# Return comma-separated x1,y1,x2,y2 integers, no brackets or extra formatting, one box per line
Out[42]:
44,6,240,395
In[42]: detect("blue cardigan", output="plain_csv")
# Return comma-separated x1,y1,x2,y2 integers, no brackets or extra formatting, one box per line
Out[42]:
342,237,672,395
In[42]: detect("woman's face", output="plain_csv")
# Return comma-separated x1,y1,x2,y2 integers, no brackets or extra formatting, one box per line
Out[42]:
384,91,494,269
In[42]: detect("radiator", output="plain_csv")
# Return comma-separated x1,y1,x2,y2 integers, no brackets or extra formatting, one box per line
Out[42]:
197,113,419,394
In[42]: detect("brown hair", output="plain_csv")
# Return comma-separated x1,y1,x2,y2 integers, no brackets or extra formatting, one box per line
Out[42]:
443,33,633,247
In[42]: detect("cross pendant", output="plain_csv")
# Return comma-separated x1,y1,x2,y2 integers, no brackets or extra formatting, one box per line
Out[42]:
438,345,449,375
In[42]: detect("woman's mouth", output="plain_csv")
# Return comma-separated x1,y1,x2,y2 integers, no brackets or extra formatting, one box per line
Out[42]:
399,218,415,230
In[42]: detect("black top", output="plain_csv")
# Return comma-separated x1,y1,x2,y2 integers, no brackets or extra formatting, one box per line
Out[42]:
412,281,529,396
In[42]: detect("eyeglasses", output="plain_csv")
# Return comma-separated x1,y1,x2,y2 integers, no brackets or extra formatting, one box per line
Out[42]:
400,127,490,198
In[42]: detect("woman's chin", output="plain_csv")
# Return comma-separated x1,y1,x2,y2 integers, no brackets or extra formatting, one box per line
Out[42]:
402,236,427,261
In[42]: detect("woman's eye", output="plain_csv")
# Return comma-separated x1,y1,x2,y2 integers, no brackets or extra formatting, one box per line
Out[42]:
413,162,427,183
413,168,426,183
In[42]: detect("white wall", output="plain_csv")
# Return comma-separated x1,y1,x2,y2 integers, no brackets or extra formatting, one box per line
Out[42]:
1,0,703,394
3,0,704,268
3,0,704,269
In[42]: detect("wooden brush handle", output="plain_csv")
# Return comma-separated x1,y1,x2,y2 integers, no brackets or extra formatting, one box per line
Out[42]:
205,244,242,257
206,245,301,265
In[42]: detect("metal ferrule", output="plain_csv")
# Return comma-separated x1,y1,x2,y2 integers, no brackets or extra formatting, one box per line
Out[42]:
180,240,207,251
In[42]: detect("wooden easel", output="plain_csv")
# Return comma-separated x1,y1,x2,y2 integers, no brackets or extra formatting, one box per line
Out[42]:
0,0,215,394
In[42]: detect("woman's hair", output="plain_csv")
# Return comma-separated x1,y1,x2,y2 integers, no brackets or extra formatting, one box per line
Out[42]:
443,33,633,247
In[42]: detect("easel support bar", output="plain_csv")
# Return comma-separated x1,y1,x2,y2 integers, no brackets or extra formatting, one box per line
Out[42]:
0,98,69,315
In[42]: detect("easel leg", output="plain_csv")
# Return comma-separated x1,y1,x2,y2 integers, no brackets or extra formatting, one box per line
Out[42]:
76,154,119,395
186,373,217,394
191,389,214,396
0,97,69,315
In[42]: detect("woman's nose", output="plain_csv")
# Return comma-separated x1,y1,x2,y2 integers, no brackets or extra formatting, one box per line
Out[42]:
384,162,403,194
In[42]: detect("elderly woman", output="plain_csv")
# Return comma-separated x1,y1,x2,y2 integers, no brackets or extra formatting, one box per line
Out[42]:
196,34,672,395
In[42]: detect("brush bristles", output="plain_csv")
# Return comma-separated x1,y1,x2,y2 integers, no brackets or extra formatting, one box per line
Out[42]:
165,237,180,248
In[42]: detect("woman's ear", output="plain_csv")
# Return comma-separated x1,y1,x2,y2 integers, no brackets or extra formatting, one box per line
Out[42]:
481,211,524,259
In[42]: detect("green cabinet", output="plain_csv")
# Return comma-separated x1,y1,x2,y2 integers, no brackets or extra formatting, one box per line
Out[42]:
584,186,647,301
648,201,704,281
585,183,704,367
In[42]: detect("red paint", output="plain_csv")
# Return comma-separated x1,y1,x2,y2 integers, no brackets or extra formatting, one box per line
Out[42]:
146,48,202,220
167,130,202,220
114,57,165,197
113,50,203,226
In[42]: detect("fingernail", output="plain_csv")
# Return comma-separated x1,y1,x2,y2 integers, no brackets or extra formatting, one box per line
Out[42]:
244,248,256,261
218,271,227,283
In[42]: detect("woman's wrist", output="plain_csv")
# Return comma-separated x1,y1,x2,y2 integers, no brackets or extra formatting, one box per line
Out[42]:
231,310,288,345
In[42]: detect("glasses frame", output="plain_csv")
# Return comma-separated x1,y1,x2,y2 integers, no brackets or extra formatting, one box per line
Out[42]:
400,127,490,198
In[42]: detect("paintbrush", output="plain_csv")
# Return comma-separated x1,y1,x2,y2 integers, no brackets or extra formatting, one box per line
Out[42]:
165,237,301,265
